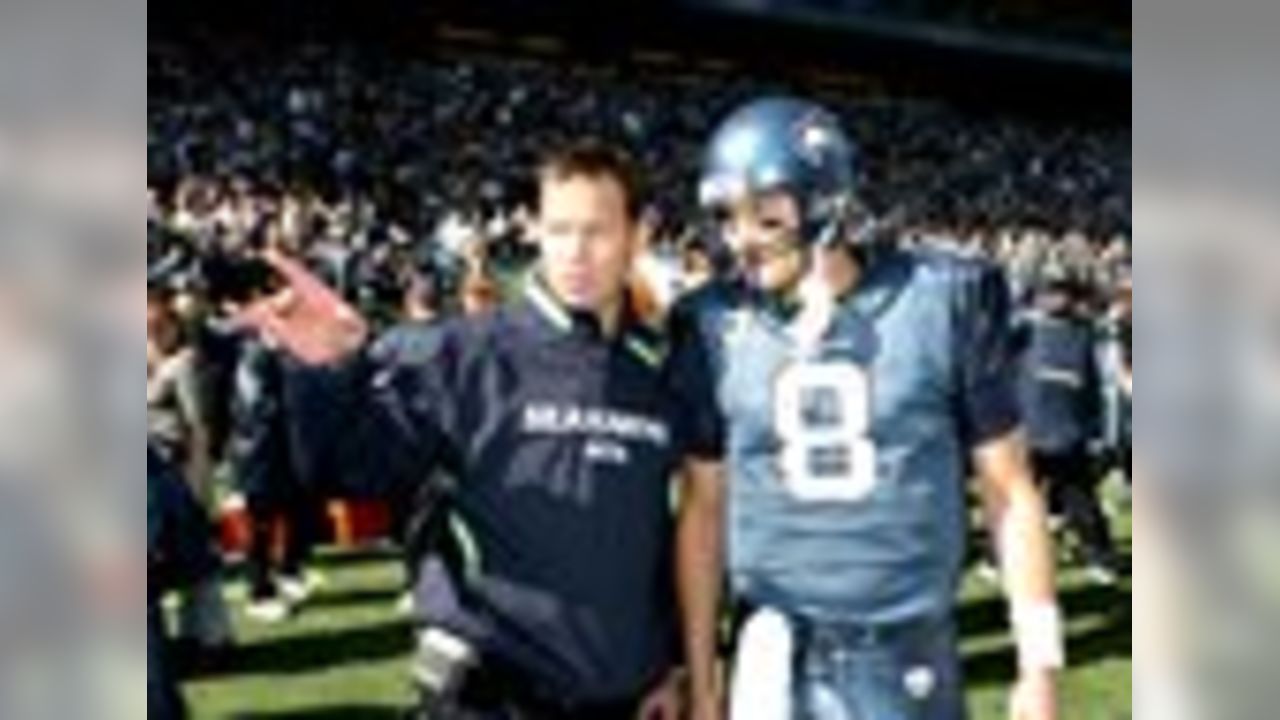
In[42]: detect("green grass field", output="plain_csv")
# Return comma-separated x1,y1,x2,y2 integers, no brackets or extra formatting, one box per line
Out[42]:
186,498,1131,719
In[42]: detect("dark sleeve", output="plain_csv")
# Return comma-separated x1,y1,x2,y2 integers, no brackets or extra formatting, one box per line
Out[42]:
666,300,727,462
230,342,283,496
284,333,457,500
954,263,1022,447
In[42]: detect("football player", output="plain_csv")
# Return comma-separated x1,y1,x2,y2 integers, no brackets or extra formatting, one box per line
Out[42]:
673,98,1062,720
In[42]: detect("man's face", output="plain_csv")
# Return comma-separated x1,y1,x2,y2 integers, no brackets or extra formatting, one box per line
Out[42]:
537,174,637,312
715,190,806,295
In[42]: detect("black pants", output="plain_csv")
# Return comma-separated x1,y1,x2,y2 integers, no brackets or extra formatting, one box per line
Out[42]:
1033,448,1118,567
246,493,320,600
1119,440,1132,486
149,602,187,720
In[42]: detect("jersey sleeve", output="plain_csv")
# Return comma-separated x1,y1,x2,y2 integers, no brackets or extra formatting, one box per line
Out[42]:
953,262,1022,447
666,295,728,462
285,327,459,500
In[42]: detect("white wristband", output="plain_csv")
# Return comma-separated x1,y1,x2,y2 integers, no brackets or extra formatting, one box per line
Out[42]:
1011,603,1066,672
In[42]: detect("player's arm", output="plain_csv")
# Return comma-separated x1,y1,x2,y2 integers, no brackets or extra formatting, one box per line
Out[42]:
668,297,730,720
957,263,1061,719
973,431,1065,695
678,457,726,720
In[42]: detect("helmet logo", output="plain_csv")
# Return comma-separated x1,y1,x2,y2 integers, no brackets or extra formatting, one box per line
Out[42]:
794,113,835,167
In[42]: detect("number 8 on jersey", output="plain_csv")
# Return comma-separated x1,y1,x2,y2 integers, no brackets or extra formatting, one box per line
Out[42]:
773,362,878,504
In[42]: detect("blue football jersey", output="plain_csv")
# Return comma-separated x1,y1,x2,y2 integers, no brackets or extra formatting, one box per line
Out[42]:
671,248,1020,625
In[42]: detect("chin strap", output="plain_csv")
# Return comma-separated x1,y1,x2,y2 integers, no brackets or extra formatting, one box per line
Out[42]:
787,245,839,357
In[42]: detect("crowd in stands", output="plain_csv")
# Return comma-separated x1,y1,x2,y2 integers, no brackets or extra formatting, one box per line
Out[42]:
148,41,1129,321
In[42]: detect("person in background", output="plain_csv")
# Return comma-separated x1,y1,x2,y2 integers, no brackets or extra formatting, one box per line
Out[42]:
232,323,324,623
147,288,234,664
456,235,505,317
460,273,502,317
1018,274,1122,585
369,261,456,615
370,258,455,375
148,446,186,720
679,237,716,296
149,443,225,719
148,288,213,502
1111,275,1132,482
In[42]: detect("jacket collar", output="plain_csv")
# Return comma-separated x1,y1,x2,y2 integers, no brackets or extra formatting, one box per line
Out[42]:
521,272,667,369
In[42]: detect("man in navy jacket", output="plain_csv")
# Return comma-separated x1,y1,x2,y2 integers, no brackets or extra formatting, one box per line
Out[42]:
244,140,686,719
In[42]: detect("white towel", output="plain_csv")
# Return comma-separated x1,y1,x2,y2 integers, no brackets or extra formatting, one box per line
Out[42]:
730,607,795,720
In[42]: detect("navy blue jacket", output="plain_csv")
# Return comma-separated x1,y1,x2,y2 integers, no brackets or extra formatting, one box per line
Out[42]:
290,280,684,704
1017,311,1103,454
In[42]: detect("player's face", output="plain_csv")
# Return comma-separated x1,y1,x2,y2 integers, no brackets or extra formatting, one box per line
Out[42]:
716,190,806,295
537,174,638,313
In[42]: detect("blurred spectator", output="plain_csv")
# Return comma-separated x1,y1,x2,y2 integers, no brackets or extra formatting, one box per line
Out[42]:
1106,273,1133,481
369,266,456,614
149,443,225,718
232,335,324,624
147,288,235,658
148,288,212,499
1017,275,1122,584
